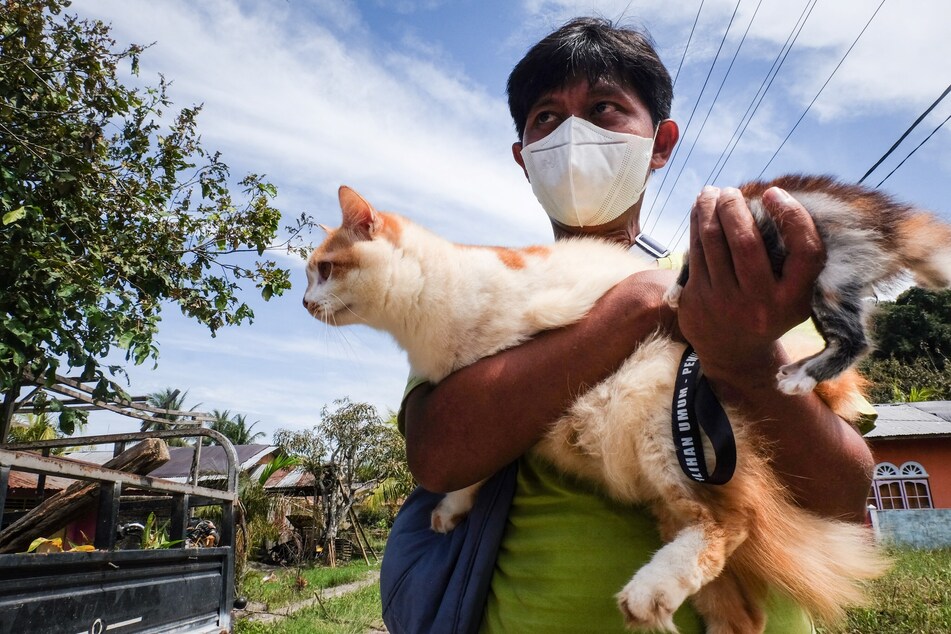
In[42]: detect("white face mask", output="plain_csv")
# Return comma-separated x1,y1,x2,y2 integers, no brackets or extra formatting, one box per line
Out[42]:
520,116,656,228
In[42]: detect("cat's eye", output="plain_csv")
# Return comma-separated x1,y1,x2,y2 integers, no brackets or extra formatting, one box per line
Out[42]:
317,261,333,282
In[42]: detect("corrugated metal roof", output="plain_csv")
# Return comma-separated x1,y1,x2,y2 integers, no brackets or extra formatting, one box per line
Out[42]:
146,444,276,480
264,467,315,490
67,451,114,465
866,402,951,439
912,401,951,422
6,470,75,493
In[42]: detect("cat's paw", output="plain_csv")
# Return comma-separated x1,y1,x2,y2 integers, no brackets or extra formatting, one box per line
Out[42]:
662,284,683,309
776,363,817,395
430,497,470,533
616,569,692,633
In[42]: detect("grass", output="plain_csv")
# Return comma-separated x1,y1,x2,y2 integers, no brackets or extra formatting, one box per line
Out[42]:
824,546,951,633
235,581,383,634
239,561,377,610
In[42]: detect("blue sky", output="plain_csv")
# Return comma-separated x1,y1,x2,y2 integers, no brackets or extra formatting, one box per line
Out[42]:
73,0,951,440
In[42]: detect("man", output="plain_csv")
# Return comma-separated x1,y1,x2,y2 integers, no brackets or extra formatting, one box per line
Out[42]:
400,17,874,632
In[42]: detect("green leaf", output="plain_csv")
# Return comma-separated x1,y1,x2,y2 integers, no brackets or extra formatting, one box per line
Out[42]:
58,410,77,436
118,331,135,349
2,207,27,225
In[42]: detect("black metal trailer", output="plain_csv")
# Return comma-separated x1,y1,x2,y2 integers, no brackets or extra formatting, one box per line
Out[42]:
0,429,238,634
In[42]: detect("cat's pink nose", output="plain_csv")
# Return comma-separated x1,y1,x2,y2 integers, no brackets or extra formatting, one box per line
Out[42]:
303,297,313,312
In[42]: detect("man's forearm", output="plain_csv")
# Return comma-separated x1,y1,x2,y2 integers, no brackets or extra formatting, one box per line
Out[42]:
701,343,874,522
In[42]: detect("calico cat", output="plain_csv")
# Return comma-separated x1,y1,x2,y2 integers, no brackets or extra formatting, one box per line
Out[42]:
302,182,909,633
665,174,951,395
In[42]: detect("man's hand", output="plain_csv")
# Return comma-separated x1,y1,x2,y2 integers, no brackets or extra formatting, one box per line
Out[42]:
676,185,825,378
672,185,873,522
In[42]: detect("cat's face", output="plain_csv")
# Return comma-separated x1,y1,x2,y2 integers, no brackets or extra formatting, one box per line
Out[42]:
302,186,399,327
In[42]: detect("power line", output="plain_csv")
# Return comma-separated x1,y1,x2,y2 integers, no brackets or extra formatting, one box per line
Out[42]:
706,0,818,185
670,0,706,90
875,111,951,188
645,0,765,234
668,0,819,252
859,82,951,184
641,0,742,230
756,0,888,179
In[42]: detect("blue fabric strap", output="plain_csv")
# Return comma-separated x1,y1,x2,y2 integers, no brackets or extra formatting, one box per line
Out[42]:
381,461,518,634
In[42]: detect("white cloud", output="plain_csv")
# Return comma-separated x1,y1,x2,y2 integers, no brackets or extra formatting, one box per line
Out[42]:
519,0,951,117
83,0,549,246
64,0,951,444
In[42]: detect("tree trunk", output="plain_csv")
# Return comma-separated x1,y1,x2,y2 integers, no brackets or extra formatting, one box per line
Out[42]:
322,485,337,567
0,438,170,553
0,377,23,443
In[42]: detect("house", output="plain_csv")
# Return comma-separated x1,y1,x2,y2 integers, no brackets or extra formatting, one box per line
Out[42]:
147,444,276,483
865,401,951,548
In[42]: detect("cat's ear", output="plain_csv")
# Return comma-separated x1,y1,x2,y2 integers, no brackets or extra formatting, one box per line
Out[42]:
338,186,382,240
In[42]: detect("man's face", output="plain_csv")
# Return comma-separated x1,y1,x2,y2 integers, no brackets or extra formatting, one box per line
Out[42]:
512,75,677,241
519,75,656,147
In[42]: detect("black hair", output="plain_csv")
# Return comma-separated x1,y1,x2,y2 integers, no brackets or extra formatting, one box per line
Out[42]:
506,17,673,140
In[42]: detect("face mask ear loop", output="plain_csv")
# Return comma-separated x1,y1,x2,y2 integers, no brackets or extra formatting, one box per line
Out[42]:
647,123,661,176
637,123,662,205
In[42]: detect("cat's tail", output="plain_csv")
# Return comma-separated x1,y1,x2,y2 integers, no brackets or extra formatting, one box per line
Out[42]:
896,210,951,288
727,464,892,626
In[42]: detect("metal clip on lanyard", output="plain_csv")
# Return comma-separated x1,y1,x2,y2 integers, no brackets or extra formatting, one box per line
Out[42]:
671,346,737,485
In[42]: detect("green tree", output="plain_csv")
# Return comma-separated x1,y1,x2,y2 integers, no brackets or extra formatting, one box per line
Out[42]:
274,399,409,566
0,1,312,438
5,411,83,453
209,409,266,446
6,412,57,443
860,288,951,402
860,356,951,403
868,288,951,368
360,411,414,527
140,387,195,446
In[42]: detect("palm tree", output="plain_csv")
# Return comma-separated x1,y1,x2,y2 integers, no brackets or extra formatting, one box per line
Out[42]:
5,413,83,454
209,410,266,446
142,388,197,446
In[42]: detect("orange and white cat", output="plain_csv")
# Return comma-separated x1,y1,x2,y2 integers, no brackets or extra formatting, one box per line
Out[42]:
302,181,943,632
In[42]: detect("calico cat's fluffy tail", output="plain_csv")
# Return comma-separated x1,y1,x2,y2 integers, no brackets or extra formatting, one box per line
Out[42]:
896,210,951,289
724,458,891,626
741,505,889,624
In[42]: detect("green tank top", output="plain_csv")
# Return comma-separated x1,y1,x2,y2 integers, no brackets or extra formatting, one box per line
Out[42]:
480,453,816,633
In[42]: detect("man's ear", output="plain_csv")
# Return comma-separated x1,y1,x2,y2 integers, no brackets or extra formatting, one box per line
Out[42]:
338,186,382,240
512,142,529,181
650,120,680,170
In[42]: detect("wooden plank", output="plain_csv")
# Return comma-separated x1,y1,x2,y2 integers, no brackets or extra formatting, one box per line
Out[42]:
0,449,235,501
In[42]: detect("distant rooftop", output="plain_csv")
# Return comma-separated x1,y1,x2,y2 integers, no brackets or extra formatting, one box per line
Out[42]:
866,402,951,439
148,444,275,481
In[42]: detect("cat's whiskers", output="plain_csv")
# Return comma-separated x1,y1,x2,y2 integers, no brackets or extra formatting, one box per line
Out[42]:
317,305,369,364
329,291,368,323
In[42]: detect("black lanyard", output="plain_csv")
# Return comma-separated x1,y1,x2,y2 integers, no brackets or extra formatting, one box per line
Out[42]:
671,346,737,485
